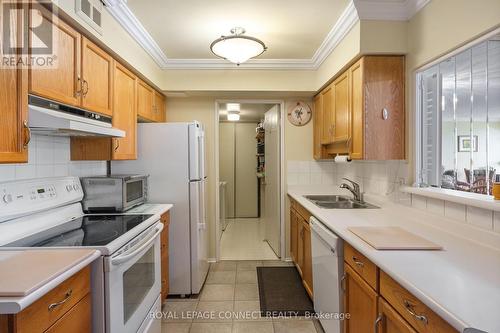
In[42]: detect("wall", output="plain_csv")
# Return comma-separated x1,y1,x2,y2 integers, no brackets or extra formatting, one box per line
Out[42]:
0,135,106,182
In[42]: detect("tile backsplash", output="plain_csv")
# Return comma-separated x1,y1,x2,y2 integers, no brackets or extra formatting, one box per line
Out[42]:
0,135,107,182
287,160,409,196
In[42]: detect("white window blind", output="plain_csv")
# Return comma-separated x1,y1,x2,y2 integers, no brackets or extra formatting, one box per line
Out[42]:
416,36,500,195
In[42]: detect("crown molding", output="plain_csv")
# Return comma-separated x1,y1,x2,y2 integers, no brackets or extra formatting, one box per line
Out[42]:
103,0,169,67
353,0,431,21
103,0,359,70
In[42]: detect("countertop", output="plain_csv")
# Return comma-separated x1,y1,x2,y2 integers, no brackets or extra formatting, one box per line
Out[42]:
126,203,173,217
288,185,500,333
0,249,101,314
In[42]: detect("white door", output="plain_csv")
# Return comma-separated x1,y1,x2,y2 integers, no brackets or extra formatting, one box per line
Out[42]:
190,180,209,294
263,105,281,257
235,123,259,217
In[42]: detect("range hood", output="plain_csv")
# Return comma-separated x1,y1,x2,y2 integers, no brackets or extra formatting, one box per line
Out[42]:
28,95,125,138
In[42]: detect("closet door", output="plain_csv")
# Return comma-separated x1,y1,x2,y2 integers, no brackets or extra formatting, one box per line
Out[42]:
219,123,235,218
235,123,258,218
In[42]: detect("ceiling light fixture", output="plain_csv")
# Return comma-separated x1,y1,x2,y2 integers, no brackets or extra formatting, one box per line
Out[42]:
210,27,267,65
227,110,240,121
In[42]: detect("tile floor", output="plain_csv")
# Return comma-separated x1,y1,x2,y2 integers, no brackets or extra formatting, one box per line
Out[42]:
162,260,324,333
220,219,279,260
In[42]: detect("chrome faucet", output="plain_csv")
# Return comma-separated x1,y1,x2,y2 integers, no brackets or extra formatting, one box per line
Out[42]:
340,178,363,202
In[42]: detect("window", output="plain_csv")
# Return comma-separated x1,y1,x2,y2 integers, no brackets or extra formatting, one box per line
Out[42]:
416,33,500,195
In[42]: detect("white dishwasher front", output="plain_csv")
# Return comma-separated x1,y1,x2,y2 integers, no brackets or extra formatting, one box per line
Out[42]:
310,216,343,333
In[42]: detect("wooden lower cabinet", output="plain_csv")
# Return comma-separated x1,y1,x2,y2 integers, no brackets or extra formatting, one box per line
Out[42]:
342,242,458,333
0,266,91,333
44,294,91,333
290,208,298,263
344,263,378,333
301,220,313,297
289,197,313,299
160,211,170,302
377,298,417,333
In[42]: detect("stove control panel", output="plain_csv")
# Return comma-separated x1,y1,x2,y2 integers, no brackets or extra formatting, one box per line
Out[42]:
0,177,83,223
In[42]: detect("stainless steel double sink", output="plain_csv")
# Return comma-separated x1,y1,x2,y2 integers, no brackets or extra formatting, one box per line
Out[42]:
303,195,379,209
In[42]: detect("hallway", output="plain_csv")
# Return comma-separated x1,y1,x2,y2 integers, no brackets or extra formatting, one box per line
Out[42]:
220,219,278,260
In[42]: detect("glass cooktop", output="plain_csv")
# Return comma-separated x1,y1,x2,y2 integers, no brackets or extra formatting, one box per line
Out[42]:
4,214,154,248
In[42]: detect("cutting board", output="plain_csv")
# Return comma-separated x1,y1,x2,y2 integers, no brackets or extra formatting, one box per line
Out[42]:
348,226,443,250
0,249,95,297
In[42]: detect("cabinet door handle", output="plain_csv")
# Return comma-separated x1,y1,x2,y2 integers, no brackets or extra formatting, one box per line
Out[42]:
374,314,383,333
75,77,82,97
114,139,120,152
23,120,31,149
48,289,72,311
403,299,428,325
352,256,364,268
83,80,89,97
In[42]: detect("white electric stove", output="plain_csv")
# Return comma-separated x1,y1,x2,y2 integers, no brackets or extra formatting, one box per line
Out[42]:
0,177,163,333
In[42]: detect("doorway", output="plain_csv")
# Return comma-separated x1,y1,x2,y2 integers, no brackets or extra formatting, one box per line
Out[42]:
216,101,284,261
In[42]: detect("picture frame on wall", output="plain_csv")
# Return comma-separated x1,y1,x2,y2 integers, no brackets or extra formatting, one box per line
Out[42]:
458,135,478,152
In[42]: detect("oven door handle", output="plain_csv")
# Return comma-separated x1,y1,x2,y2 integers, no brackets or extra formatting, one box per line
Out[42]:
111,224,164,266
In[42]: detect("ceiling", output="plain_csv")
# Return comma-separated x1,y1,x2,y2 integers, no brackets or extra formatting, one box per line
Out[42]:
218,103,276,122
127,0,349,60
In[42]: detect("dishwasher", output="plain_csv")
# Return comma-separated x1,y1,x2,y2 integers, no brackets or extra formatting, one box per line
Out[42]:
310,216,343,333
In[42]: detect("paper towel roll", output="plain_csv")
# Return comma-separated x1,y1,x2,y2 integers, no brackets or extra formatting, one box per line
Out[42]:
334,155,351,163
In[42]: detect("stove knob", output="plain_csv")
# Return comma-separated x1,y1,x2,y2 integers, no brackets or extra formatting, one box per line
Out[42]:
2,194,12,204
66,185,73,192
73,184,79,191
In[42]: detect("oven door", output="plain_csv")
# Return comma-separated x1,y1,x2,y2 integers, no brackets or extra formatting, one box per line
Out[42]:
105,222,163,333
123,176,148,210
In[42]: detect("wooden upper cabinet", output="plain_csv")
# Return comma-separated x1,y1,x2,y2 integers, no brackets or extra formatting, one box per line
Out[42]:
332,72,350,143
81,37,113,116
363,56,405,160
153,90,166,122
376,298,417,333
29,9,81,107
318,55,405,160
313,94,325,160
0,0,29,163
344,264,378,333
321,84,334,145
112,62,137,160
349,59,364,160
137,79,154,121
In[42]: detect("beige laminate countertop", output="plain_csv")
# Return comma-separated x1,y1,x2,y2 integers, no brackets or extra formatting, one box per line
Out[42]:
288,185,500,333
0,249,101,314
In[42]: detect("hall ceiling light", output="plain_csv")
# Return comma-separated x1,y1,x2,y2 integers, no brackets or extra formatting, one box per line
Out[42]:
210,27,267,65
227,110,240,121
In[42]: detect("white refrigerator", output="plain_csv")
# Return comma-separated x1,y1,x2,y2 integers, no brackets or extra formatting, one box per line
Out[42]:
112,122,209,296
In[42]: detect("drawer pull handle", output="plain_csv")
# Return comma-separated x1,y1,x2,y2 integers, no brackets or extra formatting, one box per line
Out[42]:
23,120,31,149
403,299,428,325
340,274,346,292
48,289,73,311
374,314,383,333
352,256,364,268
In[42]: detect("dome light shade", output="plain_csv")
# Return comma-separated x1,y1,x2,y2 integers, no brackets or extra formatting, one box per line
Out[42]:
227,110,240,121
210,27,267,65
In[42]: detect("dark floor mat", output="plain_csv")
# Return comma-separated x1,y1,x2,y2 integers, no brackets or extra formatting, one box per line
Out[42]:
257,266,314,317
